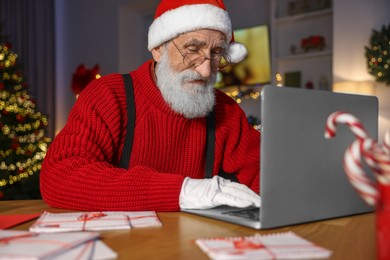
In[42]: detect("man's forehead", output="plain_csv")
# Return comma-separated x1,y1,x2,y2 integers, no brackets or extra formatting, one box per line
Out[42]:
175,29,226,44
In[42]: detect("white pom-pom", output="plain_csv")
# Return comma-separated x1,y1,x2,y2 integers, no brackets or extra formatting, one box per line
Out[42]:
227,42,248,64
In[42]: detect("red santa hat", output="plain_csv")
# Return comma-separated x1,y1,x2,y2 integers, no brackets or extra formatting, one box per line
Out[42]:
148,0,247,64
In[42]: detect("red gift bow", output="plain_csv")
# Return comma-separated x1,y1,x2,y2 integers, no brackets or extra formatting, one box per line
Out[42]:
77,212,107,221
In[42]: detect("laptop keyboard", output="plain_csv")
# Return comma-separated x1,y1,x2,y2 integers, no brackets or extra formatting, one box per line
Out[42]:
221,207,260,221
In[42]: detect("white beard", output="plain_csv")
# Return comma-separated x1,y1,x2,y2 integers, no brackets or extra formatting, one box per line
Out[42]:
155,48,216,119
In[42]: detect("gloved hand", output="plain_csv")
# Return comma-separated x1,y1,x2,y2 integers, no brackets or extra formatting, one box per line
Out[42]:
179,176,261,209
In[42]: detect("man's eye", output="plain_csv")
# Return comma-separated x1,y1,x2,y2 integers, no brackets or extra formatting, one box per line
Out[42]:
212,48,224,56
187,47,200,53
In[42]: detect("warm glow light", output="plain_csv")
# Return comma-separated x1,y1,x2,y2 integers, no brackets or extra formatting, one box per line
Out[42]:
275,73,283,87
332,81,375,95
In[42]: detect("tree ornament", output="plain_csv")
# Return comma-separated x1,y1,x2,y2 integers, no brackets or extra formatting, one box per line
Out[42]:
16,114,24,122
365,23,390,86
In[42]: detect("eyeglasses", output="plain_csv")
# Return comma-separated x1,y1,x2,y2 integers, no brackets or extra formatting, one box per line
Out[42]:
171,40,230,71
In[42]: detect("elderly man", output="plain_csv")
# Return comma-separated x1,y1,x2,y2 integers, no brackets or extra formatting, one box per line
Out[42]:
41,0,260,211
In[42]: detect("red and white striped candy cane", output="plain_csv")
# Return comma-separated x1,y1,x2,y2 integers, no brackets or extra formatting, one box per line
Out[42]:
365,130,390,185
362,144,390,184
362,143,389,185
325,111,378,206
325,111,368,140
344,139,379,205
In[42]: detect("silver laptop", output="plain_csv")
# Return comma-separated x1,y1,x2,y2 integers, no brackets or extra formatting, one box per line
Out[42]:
183,85,378,229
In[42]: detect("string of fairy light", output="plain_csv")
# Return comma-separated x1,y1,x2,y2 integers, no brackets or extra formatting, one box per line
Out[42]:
366,45,390,83
224,88,261,103
0,43,50,188
365,23,390,85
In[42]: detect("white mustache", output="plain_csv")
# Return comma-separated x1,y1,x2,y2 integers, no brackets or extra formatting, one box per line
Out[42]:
181,70,211,84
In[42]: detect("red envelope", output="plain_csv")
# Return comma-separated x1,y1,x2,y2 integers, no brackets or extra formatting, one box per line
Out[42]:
0,214,40,229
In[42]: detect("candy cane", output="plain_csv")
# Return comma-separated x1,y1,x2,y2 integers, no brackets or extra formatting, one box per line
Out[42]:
325,111,368,140
343,139,378,205
362,140,390,184
325,111,378,205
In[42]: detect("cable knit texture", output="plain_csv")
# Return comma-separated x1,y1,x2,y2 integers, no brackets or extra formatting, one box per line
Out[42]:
40,60,260,211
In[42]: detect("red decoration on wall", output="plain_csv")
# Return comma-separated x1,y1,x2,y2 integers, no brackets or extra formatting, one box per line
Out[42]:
301,35,325,52
305,80,314,89
71,64,100,95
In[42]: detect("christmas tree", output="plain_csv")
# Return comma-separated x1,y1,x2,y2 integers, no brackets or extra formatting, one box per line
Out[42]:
365,23,390,86
0,32,51,200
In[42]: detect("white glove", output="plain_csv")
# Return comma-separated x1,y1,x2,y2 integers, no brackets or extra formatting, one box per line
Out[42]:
179,176,261,210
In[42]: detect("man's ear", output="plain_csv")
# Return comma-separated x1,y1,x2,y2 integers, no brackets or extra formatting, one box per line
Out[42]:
151,45,163,62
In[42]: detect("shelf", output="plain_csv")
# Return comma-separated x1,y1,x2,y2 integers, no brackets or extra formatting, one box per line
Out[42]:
276,50,332,62
271,0,334,87
275,8,333,25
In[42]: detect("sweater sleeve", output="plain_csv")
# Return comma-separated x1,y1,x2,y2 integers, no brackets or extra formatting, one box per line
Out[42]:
40,74,185,211
214,91,261,193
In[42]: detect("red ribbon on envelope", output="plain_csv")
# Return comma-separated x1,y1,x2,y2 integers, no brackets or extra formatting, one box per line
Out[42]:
77,212,107,231
77,212,107,221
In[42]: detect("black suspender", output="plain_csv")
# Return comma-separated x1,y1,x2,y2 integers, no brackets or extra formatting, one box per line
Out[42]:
118,73,215,178
204,111,215,178
118,74,135,169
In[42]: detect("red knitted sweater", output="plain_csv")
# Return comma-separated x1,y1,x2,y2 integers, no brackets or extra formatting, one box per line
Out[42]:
41,60,260,211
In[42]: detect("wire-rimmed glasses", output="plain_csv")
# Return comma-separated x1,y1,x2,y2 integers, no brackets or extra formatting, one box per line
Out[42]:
171,40,231,71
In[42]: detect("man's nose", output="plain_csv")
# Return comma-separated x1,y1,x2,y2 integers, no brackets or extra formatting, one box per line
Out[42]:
194,58,212,78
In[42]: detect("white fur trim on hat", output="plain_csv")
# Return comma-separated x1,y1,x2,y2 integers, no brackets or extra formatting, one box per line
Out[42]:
227,42,248,63
148,4,232,51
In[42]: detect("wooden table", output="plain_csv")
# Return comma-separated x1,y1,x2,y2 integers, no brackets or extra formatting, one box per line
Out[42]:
1,200,376,259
